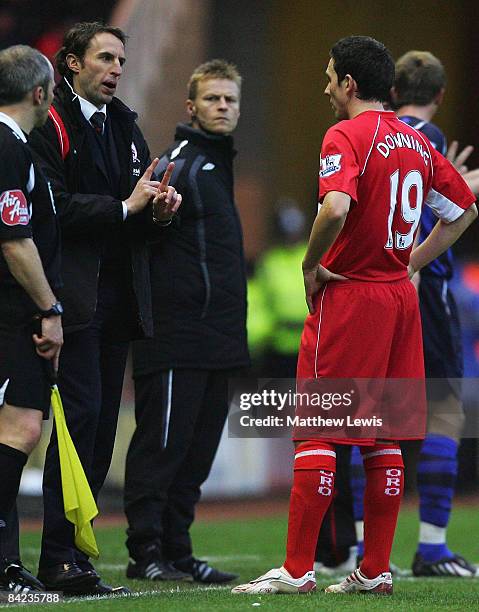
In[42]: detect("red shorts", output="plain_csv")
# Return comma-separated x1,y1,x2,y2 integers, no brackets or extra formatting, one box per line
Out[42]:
295,278,425,444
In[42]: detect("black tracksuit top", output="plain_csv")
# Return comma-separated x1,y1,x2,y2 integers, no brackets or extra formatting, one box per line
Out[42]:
133,124,250,373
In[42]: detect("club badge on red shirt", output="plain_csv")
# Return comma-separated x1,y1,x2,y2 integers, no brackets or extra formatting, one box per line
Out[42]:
0,190,29,226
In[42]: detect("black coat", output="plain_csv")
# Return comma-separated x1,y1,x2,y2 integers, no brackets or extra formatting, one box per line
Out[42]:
133,124,250,373
29,78,154,337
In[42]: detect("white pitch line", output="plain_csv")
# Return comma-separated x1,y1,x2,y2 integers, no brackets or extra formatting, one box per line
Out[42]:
0,585,233,609
95,554,262,571
202,554,261,562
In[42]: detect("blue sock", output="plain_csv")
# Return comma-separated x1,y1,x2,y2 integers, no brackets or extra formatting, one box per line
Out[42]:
417,434,457,562
350,446,365,556
418,541,451,562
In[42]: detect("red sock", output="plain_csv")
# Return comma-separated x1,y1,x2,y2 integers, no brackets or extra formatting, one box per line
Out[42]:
360,444,404,578
284,441,336,578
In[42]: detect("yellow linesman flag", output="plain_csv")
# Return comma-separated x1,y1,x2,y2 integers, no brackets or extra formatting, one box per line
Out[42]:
51,385,99,559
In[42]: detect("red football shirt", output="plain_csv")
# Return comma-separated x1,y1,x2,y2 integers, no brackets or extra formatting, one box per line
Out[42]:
318,110,476,281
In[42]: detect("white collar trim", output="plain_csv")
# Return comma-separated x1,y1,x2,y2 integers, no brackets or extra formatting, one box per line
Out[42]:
63,77,106,122
0,112,27,142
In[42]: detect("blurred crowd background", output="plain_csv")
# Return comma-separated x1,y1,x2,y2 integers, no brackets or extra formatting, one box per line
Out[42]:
2,0,478,508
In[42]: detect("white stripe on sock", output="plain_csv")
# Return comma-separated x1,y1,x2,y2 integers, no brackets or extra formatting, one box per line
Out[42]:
362,449,402,460
295,449,336,460
418,521,446,545
355,520,364,542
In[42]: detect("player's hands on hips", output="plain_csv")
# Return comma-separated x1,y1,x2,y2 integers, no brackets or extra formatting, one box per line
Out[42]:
33,316,63,373
303,265,347,314
152,161,182,224
407,262,417,280
408,262,420,291
124,158,162,216
303,266,321,314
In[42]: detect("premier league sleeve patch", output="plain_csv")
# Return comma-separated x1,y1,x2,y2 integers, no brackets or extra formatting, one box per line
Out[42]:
0,189,30,226
320,154,342,178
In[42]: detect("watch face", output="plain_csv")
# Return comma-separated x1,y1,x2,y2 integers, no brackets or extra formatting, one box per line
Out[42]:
43,302,63,317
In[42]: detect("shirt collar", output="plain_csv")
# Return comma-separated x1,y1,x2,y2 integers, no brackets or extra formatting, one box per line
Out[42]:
77,95,107,123
0,112,27,143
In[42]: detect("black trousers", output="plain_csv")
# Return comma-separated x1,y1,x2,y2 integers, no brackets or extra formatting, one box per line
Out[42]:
124,368,233,561
39,275,129,569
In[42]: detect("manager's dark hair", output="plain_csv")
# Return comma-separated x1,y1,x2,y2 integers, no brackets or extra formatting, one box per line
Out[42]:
0,45,52,105
56,21,127,78
330,36,395,103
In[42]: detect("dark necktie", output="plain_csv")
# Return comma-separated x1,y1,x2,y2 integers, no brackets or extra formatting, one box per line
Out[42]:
90,111,106,135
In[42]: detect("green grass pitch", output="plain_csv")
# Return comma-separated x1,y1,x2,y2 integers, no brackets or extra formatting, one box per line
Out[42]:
11,504,479,611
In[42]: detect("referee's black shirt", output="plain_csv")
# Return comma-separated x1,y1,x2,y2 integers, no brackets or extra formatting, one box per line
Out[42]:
0,114,61,293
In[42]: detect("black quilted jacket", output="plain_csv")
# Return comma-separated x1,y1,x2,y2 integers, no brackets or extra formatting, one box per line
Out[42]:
132,124,250,373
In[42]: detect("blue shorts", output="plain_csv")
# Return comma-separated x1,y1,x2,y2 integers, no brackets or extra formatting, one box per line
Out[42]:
419,276,463,400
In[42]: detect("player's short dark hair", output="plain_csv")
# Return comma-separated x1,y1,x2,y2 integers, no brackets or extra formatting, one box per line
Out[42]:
393,50,446,108
330,36,394,102
188,59,242,100
0,45,52,105
56,21,127,78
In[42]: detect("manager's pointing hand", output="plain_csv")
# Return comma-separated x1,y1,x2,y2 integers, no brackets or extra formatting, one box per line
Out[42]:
153,161,182,224
124,157,162,216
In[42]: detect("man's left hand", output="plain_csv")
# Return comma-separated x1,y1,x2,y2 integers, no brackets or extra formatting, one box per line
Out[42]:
152,162,182,223
303,265,347,314
446,140,473,175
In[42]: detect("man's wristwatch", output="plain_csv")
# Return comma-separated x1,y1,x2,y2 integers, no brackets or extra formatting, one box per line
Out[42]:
36,301,64,318
152,211,173,227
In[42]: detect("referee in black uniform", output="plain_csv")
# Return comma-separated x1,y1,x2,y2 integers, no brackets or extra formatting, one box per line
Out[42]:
0,45,62,594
